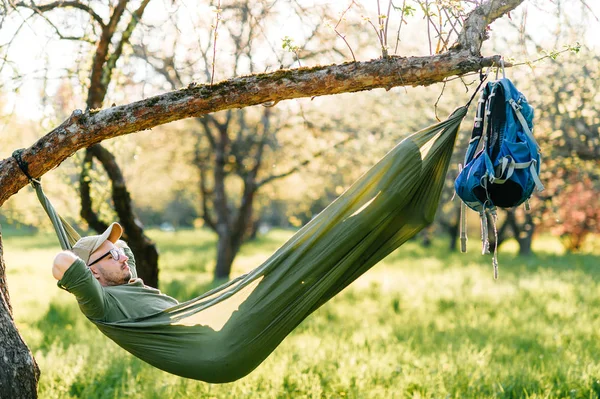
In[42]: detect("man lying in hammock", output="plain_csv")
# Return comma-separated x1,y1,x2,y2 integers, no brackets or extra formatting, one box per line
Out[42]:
52,222,178,322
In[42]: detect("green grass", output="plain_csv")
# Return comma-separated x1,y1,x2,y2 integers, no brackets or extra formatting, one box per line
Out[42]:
4,228,600,398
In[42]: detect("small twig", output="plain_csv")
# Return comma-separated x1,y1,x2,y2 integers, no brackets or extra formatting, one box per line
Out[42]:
421,0,433,55
210,1,222,86
376,0,387,57
509,45,580,68
418,0,444,55
394,0,408,54
577,0,600,22
366,18,386,54
459,76,472,93
0,16,29,75
12,1,106,28
433,80,447,122
442,7,462,48
383,0,392,54
333,1,357,62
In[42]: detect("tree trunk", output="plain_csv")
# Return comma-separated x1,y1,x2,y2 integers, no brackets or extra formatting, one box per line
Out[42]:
437,204,460,251
421,227,433,247
123,232,159,288
0,227,40,398
446,205,461,251
80,145,160,288
214,231,235,279
505,208,535,256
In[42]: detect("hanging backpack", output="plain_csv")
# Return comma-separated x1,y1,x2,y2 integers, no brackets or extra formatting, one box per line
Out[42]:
454,74,544,278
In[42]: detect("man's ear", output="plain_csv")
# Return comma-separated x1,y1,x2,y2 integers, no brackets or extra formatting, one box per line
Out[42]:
89,266,101,280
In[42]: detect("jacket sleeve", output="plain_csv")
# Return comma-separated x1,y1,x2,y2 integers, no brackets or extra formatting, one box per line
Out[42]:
57,258,107,321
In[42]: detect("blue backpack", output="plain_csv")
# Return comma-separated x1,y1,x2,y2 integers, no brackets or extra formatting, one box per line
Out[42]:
454,77,544,277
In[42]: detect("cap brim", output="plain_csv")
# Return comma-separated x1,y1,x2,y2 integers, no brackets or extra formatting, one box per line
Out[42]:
104,222,123,244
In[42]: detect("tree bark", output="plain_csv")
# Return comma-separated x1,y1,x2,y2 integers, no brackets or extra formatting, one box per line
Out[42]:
214,231,235,280
441,205,461,252
0,228,40,398
505,208,535,256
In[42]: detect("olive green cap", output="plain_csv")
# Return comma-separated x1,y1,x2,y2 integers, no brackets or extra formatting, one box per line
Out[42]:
72,222,123,264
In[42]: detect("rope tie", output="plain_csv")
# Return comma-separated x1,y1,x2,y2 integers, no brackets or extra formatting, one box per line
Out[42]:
12,148,39,184
11,148,80,249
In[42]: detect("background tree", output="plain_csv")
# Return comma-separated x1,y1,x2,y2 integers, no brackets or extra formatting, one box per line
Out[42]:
133,0,401,279
8,0,160,287
532,53,600,252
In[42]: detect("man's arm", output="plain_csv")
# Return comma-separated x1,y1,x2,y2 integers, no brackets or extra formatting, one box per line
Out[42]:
54,252,107,321
53,250,78,281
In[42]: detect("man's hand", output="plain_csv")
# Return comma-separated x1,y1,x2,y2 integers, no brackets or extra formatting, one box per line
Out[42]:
52,251,78,281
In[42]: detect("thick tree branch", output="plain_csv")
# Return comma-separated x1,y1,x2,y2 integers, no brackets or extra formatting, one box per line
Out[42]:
87,0,128,108
105,0,151,90
79,149,109,234
0,230,11,314
454,0,525,55
198,166,217,232
0,51,500,206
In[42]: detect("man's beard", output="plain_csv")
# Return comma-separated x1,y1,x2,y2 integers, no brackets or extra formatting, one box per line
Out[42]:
121,270,132,284
105,269,132,286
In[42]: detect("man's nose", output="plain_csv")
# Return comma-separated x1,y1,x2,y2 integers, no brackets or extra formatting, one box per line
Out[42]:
121,252,129,262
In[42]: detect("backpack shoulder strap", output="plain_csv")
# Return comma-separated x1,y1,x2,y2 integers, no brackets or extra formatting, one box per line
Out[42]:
463,85,490,164
508,98,541,151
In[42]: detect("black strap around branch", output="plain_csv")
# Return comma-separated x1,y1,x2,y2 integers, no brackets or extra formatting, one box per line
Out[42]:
12,148,36,183
11,148,81,249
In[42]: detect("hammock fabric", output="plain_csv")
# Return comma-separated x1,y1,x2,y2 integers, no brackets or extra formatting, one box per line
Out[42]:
31,106,467,383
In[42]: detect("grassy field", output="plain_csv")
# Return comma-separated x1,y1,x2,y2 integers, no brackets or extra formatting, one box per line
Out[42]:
4,227,600,399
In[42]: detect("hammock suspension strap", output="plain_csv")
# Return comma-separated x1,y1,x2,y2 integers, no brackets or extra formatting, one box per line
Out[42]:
11,149,80,250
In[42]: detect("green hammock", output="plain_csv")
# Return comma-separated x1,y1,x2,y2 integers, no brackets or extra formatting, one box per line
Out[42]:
31,106,467,383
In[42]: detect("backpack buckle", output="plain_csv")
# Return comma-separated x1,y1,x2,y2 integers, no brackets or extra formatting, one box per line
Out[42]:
509,98,522,111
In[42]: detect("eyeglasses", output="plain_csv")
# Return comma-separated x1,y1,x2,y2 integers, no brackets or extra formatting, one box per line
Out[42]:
88,248,124,267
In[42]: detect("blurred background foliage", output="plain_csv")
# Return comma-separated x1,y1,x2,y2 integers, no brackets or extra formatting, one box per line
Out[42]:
0,0,597,259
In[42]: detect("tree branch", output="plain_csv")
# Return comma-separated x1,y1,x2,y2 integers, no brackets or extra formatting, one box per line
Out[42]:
454,0,525,55
13,1,106,28
79,149,109,234
87,0,128,108
196,158,217,232
105,0,151,85
0,50,502,206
